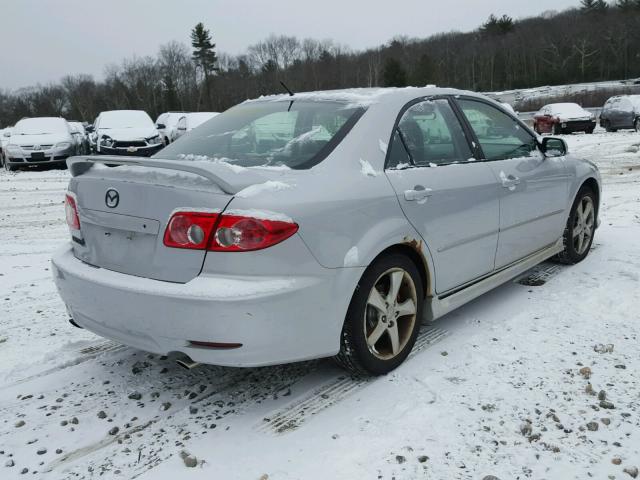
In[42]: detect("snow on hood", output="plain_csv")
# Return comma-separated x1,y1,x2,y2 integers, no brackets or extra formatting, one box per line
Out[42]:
547,103,592,120
97,127,158,141
9,132,70,146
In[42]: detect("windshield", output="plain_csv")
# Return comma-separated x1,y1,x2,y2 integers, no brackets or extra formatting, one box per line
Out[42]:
14,118,68,135
157,100,365,169
99,111,154,129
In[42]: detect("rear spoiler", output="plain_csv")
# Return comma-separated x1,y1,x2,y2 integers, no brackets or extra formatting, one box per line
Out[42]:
66,156,266,195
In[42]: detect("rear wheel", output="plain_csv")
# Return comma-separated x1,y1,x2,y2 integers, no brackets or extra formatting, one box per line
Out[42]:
555,188,596,264
553,124,563,135
634,118,640,132
335,253,423,376
586,128,594,134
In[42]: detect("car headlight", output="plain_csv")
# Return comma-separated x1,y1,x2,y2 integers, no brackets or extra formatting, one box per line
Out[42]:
6,144,22,154
146,135,161,145
56,142,72,149
100,136,114,147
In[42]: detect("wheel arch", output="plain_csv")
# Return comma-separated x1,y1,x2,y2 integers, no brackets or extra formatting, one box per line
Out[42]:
579,177,600,218
368,241,433,300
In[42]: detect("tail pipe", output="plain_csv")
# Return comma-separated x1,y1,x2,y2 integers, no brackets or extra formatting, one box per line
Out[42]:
176,356,200,370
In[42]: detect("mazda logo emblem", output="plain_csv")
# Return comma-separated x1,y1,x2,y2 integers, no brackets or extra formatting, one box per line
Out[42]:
105,189,120,208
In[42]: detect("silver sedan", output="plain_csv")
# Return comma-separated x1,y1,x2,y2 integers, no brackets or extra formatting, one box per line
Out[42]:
52,87,601,375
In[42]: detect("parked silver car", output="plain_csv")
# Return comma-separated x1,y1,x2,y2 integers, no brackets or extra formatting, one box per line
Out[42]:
52,87,601,375
4,117,75,171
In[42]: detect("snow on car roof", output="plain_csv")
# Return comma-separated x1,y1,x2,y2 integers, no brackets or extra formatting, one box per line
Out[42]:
244,86,471,107
546,103,588,115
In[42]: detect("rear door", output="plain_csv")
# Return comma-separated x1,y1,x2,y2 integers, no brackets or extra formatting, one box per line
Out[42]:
614,98,633,129
70,165,232,283
454,97,569,269
384,98,501,294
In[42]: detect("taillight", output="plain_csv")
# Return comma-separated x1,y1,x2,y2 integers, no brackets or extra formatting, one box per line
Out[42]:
162,211,298,252
65,193,80,230
163,212,219,249
209,215,299,252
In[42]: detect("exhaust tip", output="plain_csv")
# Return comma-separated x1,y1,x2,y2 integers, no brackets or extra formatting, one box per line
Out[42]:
176,357,200,370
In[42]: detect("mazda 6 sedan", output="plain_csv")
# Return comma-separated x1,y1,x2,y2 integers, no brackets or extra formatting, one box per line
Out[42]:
53,87,601,375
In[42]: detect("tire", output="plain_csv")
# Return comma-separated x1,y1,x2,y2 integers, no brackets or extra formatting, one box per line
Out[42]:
334,253,424,376
635,119,640,132
4,158,16,172
553,124,563,135
555,187,597,264
586,128,594,134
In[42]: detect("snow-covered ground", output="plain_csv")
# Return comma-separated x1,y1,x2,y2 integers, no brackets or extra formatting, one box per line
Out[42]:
1,131,639,479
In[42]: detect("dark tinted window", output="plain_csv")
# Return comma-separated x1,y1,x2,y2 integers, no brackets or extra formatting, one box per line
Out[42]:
386,130,412,169
156,100,365,169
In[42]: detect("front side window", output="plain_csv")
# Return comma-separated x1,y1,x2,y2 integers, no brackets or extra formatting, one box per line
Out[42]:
158,100,365,169
390,99,472,168
457,99,537,161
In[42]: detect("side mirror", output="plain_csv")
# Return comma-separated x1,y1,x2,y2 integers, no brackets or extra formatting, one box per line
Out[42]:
85,125,95,133
178,126,187,131
156,123,166,130
540,137,567,157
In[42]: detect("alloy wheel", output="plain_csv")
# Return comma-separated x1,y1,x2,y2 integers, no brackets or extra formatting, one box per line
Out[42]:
572,196,595,255
363,268,417,360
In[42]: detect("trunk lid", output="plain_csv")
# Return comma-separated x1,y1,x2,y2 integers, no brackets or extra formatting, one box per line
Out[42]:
67,156,267,283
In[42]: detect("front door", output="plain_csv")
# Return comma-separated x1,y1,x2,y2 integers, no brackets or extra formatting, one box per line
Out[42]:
455,98,569,268
384,98,501,294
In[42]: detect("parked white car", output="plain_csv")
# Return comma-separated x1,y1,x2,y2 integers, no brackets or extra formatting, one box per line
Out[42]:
155,112,187,145
90,110,163,157
173,112,219,141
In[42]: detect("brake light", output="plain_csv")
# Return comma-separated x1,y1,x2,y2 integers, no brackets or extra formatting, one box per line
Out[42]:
163,212,219,249
65,193,80,230
209,215,299,252
162,211,298,252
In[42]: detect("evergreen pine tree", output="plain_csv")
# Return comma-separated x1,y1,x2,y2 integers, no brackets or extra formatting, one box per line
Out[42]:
190,23,217,108
383,58,407,87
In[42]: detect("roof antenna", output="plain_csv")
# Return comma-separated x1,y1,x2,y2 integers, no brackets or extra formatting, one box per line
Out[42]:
280,81,294,96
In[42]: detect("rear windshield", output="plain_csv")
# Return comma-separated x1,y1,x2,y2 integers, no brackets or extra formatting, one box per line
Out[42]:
156,100,365,169
14,118,68,135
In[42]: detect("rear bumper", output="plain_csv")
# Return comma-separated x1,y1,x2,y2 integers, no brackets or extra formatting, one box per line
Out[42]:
560,120,596,132
52,244,357,367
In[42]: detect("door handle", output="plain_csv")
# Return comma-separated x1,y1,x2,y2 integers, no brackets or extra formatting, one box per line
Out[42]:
501,174,521,189
404,186,433,202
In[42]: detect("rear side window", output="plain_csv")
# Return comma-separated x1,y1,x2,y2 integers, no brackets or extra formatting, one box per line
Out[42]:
457,99,536,161
391,99,472,167
158,100,365,169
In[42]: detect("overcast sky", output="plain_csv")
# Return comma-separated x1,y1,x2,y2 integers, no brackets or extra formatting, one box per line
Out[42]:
1,0,579,90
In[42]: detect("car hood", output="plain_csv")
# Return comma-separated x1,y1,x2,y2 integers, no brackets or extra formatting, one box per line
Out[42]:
9,133,70,146
97,127,158,141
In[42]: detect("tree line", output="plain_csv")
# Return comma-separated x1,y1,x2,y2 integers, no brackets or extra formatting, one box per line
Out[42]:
2,1,640,127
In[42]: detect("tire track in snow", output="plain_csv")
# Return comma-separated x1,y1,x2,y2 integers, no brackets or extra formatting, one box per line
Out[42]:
1,340,128,390
255,327,450,435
